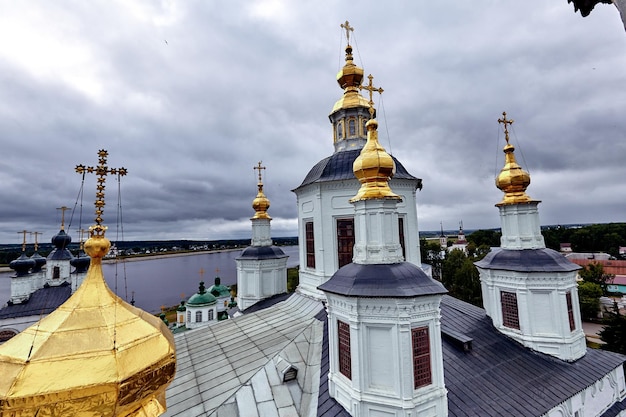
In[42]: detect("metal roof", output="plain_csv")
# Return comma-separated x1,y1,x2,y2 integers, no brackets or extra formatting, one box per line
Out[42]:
0,283,71,319
475,248,581,272
293,149,421,191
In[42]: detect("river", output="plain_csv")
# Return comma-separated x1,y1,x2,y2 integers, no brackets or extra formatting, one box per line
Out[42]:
0,246,299,314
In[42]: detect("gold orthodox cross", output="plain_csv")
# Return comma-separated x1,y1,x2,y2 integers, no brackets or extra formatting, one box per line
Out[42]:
75,149,127,236
254,161,266,183
360,74,384,118
56,206,70,230
215,267,220,275
497,112,514,144
17,230,28,252
30,231,42,252
198,268,205,279
341,21,354,45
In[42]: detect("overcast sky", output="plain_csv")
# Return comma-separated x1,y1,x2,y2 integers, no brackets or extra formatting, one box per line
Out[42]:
0,1,625,244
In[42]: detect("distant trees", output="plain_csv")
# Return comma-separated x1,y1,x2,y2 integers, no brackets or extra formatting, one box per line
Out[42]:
578,281,603,320
579,262,615,295
599,303,626,355
542,223,626,257
442,249,482,307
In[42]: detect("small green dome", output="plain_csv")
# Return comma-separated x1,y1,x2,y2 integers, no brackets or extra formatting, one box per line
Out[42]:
177,301,186,312
208,276,231,298
187,281,217,306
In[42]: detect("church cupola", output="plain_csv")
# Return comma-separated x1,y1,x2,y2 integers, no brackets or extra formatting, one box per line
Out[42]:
0,150,176,416
319,96,448,417
237,162,288,310
329,21,372,153
475,113,585,362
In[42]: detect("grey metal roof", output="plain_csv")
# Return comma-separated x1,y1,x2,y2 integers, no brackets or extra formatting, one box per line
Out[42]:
0,283,71,319
47,248,74,261
318,262,447,298
475,248,581,272
165,292,626,416
237,246,288,261
293,149,421,191
164,293,325,417
440,295,625,417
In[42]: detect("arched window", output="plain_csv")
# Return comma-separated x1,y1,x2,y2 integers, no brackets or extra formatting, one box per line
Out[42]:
195,311,202,323
336,121,343,140
208,310,214,321
348,119,356,137
53,266,60,279
187,311,191,323
0,329,17,343
362,119,367,135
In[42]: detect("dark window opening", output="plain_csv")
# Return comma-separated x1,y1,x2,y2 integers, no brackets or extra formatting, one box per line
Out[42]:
398,217,406,260
412,327,432,389
338,320,351,379
501,291,520,329
566,291,576,331
337,218,355,268
306,222,315,269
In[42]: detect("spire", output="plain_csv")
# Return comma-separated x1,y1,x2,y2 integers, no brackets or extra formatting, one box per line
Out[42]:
252,161,271,220
0,150,176,416
495,112,536,206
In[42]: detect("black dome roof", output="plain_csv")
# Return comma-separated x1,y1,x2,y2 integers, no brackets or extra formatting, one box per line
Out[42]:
294,149,421,191
319,262,447,298
475,248,580,272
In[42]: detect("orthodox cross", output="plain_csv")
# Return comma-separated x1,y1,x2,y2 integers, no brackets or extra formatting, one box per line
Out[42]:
56,206,70,230
17,230,28,252
497,111,514,144
75,149,127,236
360,74,384,118
198,268,206,279
30,231,42,252
254,161,266,184
340,20,354,45
215,267,220,275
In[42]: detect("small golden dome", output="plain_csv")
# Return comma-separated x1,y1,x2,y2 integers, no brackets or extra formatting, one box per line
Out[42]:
252,186,271,219
495,112,537,206
252,161,271,220
336,45,364,91
0,232,176,416
350,119,402,202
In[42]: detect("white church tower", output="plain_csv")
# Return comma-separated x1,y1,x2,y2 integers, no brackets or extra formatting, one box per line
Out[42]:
319,107,448,417
236,162,288,310
293,22,423,299
475,112,586,362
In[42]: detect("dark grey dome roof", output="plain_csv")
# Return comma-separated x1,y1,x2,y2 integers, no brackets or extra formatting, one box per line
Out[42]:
237,246,287,260
319,262,447,298
475,248,580,272
294,149,421,191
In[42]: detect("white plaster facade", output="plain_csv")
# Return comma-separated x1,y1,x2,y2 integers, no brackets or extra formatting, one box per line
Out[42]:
237,257,288,310
325,294,448,417
295,177,420,299
499,202,545,250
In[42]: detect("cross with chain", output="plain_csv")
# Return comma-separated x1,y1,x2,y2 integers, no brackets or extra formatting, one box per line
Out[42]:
30,231,42,252
75,149,127,236
56,206,70,230
340,21,354,45
254,161,266,184
497,111,514,144
360,73,384,118
17,230,29,252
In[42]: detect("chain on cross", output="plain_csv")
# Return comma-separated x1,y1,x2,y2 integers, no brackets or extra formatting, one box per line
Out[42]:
497,111,514,144
340,20,354,45
75,149,127,236
254,161,266,185
360,74,384,119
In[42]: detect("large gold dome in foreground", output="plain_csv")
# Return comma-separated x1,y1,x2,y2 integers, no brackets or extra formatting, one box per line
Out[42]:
0,233,176,416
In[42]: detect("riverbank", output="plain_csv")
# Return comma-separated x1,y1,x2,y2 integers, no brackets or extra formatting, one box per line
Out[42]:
0,247,244,273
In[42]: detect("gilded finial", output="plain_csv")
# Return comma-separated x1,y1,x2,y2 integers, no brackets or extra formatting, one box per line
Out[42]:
341,20,354,45
360,73,384,119
252,161,271,219
17,230,28,252
497,112,514,144
30,231,42,252
56,206,70,230
75,150,127,238
495,112,536,206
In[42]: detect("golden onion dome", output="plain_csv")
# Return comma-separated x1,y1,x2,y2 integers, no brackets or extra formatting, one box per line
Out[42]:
495,112,537,206
331,44,370,113
350,119,402,202
252,162,271,220
0,232,176,416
